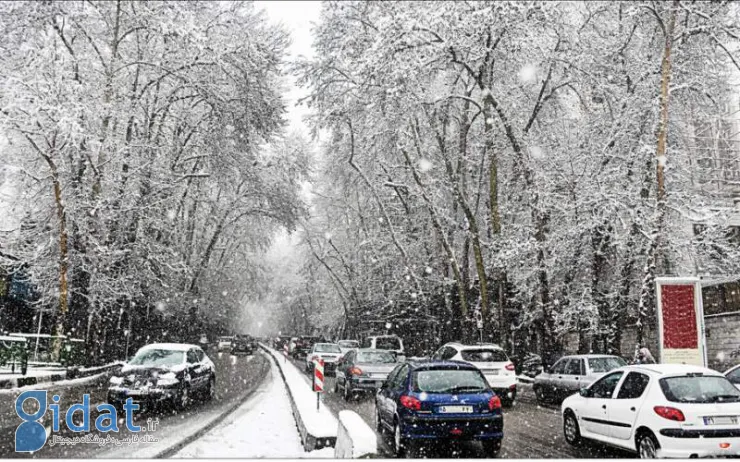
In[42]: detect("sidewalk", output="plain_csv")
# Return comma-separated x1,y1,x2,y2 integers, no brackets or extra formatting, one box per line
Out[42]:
172,356,334,458
0,362,122,390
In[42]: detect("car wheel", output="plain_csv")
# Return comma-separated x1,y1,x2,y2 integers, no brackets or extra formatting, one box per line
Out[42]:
563,411,582,446
534,385,548,404
393,419,407,457
637,431,660,459
343,382,352,401
205,376,216,401
482,439,502,456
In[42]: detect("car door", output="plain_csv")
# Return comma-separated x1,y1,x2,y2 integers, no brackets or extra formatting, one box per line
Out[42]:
726,366,740,391
378,364,401,421
609,372,651,441
579,371,624,440
563,358,586,397
548,358,570,399
186,349,203,389
379,364,406,422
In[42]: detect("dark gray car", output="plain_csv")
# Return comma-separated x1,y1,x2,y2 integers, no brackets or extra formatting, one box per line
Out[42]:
533,354,627,403
334,348,397,400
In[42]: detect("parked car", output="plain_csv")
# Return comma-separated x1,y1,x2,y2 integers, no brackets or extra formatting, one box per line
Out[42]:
375,360,504,457
337,339,360,354
335,348,397,400
305,342,343,375
108,343,216,410
232,334,254,355
217,336,233,352
534,354,627,404
362,335,405,360
562,364,740,458
725,364,740,391
432,342,517,406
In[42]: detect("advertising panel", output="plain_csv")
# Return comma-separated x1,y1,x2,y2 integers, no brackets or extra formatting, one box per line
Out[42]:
655,277,707,367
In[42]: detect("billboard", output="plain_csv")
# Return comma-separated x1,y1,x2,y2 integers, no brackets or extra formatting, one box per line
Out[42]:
655,277,707,367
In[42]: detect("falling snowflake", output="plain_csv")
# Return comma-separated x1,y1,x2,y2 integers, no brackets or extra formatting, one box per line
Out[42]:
519,64,537,83
166,209,176,221
425,266,433,274
155,301,166,312
419,158,433,172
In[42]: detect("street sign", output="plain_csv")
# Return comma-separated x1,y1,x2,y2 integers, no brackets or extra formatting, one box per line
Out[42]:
313,358,324,392
655,277,707,367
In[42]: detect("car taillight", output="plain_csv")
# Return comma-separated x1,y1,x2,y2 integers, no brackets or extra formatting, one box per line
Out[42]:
505,363,515,371
489,395,502,411
400,395,421,411
350,367,363,376
654,406,685,422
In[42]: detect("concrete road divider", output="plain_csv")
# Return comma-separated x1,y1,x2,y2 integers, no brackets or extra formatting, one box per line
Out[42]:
259,343,338,451
335,410,378,459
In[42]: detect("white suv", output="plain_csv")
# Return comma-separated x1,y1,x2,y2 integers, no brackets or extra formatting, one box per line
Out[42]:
432,342,517,406
562,364,740,458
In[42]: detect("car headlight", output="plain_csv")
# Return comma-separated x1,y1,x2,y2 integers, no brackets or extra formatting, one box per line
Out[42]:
156,372,179,387
109,376,123,386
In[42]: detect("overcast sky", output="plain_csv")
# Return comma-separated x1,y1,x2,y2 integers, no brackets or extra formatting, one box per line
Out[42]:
254,1,322,131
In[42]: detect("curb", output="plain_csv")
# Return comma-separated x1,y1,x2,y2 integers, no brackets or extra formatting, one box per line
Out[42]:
154,352,270,459
259,343,336,452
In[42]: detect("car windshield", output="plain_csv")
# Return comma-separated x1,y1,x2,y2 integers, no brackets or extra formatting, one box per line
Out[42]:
314,343,341,353
461,348,508,362
129,349,184,366
413,369,489,394
376,337,400,350
660,375,740,403
339,340,359,348
357,351,395,363
588,357,627,372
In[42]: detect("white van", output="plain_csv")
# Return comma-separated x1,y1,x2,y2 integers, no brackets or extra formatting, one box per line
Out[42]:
362,335,405,361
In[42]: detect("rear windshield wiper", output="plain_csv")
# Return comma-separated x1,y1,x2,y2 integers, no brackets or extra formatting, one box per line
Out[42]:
709,394,740,402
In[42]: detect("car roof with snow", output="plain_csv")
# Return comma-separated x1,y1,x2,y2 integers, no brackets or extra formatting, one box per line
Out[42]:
621,363,723,377
406,359,480,371
445,342,505,350
561,354,624,359
137,343,198,352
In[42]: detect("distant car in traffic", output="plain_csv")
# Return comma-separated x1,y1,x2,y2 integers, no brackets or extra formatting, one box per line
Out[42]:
535,354,627,404
725,364,740,391
363,335,405,360
562,364,740,458
432,342,517,406
337,339,360,354
375,360,504,457
217,336,233,352
232,334,254,355
293,336,319,359
305,342,343,375
108,343,216,411
335,348,397,400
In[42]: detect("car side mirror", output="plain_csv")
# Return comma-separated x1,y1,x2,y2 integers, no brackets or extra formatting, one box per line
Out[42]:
579,387,590,398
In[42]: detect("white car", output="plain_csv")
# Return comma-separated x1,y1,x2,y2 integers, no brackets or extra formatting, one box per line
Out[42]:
337,339,360,354
305,343,343,375
725,364,740,391
431,342,517,406
217,336,232,352
361,335,405,361
561,364,740,458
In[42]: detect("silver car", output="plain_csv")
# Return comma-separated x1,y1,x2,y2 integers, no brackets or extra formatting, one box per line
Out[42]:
533,354,626,403
334,348,397,400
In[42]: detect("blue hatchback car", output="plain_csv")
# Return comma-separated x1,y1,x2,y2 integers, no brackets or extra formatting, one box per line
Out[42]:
375,360,504,456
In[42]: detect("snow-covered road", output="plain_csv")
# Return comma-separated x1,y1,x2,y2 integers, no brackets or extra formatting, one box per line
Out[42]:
173,355,334,458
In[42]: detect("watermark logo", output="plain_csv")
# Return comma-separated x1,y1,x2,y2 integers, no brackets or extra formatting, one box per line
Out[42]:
15,390,153,453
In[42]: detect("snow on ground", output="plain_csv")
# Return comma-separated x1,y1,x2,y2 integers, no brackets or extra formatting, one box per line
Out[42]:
173,358,334,458
264,346,338,439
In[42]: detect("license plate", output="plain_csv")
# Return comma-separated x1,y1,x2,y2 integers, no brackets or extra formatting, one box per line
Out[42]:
438,405,473,414
704,416,738,425
487,370,499,376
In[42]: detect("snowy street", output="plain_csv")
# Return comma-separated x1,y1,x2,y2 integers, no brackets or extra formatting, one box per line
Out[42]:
0,348,268,458
286,357,632,459
173,354,333,458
